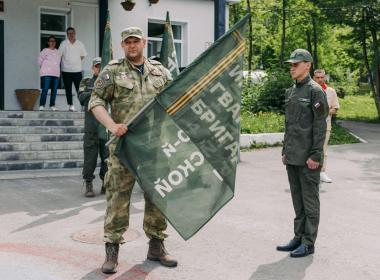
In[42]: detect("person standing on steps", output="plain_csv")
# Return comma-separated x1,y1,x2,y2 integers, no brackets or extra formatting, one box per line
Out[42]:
59,27,87,112
38,35,61,111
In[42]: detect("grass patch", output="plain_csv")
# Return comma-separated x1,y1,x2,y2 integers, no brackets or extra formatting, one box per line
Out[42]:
338,95,379,122
329,122,360,145
241,111,360,146
241,111,284,134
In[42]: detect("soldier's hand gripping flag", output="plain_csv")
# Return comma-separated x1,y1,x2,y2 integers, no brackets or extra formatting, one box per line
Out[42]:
115,15,250,240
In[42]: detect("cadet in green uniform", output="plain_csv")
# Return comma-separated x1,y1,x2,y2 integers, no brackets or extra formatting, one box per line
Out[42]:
78,57,108,197
277,49,328,258
89,27,177,274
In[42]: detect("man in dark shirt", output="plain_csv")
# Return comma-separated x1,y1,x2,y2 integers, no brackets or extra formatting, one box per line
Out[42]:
78,57,108,197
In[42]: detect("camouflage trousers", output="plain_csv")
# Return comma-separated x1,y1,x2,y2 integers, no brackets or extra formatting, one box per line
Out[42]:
103,144,168,244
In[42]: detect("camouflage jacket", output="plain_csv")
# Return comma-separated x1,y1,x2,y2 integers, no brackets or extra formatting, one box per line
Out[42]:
282,75,328,166
88,57,172,125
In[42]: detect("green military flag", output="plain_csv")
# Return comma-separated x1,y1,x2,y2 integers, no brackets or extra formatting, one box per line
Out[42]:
99,10,113,140
101,10,113,70
115,15,249,240
159,11,180,79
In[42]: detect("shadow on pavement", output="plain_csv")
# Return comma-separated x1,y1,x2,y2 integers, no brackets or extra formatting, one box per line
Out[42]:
0,176,144,233
80,260,160,280
249,256,313,280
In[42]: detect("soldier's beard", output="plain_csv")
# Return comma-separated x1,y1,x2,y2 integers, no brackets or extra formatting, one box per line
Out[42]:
126,52,144,64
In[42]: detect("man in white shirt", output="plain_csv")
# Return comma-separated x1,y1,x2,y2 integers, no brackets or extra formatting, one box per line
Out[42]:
59,27,87,111
313,69,340,183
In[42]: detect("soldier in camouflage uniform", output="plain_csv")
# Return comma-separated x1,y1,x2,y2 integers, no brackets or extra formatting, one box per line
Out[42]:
89,27,177,274
78,57,108,197
276,49,328,258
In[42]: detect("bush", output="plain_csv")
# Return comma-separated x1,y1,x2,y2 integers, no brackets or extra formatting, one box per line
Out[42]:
329,82,359,98
242,68,293,113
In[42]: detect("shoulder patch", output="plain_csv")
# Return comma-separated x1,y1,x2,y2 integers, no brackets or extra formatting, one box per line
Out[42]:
148,59,162,65
108,59,122,65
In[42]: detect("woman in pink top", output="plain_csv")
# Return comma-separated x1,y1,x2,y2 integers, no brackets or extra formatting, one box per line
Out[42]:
38,35,61,111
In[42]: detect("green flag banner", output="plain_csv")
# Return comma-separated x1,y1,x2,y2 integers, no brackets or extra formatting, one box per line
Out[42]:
99,10,113,140
115,15,249,240
159,11,180,79
101,10,113,70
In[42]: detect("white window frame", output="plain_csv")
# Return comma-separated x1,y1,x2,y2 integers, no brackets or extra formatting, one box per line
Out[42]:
147,19,186,68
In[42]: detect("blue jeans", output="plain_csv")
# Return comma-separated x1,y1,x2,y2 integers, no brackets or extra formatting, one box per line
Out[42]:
40,76,59,107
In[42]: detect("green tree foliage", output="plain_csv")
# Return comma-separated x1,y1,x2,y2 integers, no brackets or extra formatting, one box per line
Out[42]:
242,68,293,113
230,0,380,117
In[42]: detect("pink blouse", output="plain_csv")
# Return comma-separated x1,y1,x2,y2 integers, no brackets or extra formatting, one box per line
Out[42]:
38,48,61,77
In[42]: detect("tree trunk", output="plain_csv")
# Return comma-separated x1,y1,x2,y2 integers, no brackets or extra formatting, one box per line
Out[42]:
306,29,313,72
246,0,253,80
280,0,286,66
365,7,380,117
312,14,318,70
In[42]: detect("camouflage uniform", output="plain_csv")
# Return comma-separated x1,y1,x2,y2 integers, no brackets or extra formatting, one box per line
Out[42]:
78,74,108,182
89,57,172,244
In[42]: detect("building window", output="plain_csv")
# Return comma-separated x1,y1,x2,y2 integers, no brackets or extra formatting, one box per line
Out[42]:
40,12,67,51
147,21,184,67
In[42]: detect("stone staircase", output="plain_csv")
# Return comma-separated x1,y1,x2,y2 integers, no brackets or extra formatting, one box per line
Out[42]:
0,111,85,172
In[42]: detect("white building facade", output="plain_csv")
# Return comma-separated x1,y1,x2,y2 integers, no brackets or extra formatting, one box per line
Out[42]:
0,0,238,110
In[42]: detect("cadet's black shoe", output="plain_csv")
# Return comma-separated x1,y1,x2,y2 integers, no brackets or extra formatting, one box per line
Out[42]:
290,244,314,258
276,239,301,252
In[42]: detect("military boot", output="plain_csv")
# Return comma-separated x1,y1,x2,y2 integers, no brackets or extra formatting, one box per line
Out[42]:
100,180,106,195
147,238,178,267
101,243,119,274
84,180,95,197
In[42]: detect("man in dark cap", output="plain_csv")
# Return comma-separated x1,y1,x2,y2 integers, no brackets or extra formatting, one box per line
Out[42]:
277,49,328,257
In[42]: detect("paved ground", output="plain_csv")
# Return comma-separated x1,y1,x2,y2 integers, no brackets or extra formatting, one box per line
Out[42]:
0,121,379,280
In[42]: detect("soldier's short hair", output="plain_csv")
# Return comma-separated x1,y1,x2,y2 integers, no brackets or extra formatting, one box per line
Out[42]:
314,69,326,76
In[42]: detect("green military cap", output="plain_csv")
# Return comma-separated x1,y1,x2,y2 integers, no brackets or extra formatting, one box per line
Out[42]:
285,49,313,63
121,27,143,41
92,57,102,66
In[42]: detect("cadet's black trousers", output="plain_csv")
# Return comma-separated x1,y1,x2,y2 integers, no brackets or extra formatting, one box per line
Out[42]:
82,132,109,181
286,164,320,246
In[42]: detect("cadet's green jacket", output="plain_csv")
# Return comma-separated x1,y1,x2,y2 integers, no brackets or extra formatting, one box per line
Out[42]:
78,75,98,133
282,75,328,166
78,75,108,140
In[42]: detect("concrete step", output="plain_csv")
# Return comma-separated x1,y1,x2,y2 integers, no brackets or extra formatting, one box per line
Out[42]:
0,168,83,180
0,118,84,126
0,133,84,143
0,126,84,134
0,149,83,161
0,141,83,151
0,111,84,119
0,159,83,171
